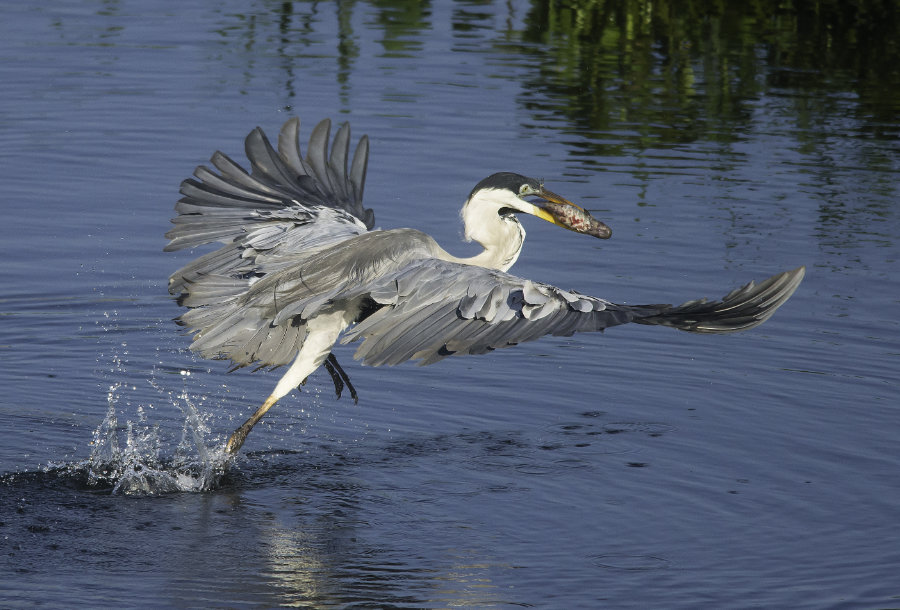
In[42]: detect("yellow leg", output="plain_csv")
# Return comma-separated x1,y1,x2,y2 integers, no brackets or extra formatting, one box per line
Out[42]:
223,308,354,454
225,394,279,454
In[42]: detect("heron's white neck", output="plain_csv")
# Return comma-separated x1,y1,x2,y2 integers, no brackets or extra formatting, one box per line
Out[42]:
449,189,526,272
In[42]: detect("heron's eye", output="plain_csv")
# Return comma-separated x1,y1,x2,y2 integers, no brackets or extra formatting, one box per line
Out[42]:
519,184,531,196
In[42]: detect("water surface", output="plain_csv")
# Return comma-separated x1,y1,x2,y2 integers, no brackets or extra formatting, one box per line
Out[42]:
1,1,899,607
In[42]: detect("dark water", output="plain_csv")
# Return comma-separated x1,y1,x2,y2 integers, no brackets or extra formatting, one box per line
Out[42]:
2,1,899,607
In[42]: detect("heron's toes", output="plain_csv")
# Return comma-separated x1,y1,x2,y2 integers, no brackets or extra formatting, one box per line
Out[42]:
225,425,250,454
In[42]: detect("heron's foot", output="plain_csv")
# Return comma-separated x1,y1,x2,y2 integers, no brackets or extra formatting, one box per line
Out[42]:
224,394,279,454
324,353,359,404
224,424,251,454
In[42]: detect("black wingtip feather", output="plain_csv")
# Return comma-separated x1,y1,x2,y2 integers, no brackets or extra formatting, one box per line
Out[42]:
634,266,805,333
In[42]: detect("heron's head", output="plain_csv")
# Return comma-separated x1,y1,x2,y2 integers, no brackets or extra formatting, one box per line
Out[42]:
465,172,611,240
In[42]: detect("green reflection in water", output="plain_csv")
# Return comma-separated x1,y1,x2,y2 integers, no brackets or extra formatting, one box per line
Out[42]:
519,0,900,143
208,0,898,259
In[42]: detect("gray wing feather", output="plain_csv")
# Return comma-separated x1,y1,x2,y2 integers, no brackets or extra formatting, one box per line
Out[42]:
165,117,373,253
244,126,309,196
350,136,369,219
339,259,639,367
328,122,351,202
276,117,310,176
166,117,376,368
633,266,805,332
339,262,804,368
306,120,332,194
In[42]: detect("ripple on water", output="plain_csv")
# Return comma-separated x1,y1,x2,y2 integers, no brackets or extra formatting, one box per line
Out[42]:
602,422,678,437
468,452,591,475
412,478,525,499
590,553,671,571
541,420,640,454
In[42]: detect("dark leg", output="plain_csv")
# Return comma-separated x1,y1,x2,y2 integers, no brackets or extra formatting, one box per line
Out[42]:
323,353,359,404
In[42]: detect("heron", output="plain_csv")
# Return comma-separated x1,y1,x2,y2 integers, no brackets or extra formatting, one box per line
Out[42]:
165,117,805,454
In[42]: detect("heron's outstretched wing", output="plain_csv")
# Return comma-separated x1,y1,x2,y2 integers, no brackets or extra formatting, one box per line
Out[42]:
165,118,373,293
339,259,651,366
172,229,442,369
340,261,805,367
166,117,372,250
165,118,375,369
171,217,802,371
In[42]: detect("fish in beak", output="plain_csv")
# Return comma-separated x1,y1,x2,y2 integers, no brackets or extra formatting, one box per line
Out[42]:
529,187,612,239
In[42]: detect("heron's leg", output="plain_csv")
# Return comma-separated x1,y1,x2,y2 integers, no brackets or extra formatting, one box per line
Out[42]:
225,394,278,454
323,353,359,404
322,357,344,399
223,309,352,454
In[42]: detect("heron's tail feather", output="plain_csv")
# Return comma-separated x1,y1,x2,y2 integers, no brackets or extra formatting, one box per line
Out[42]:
632,266,805,333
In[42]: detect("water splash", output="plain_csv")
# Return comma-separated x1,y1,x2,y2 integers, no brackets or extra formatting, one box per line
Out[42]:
60,307,235,495
77,372,231,496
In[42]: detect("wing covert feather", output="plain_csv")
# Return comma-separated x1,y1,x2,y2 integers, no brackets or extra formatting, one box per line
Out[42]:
166,118,376,368
340,259,645,367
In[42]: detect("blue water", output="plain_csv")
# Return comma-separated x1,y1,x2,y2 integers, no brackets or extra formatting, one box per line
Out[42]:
2,1,899,607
